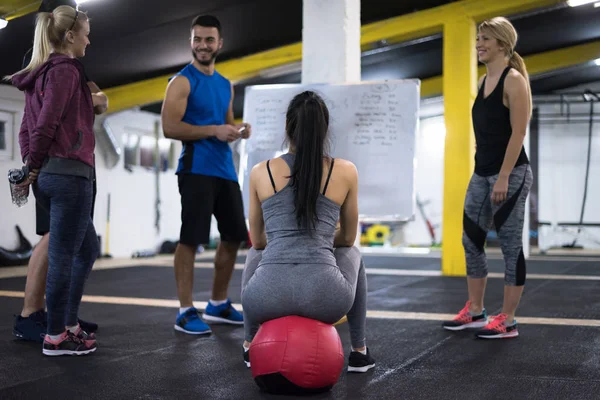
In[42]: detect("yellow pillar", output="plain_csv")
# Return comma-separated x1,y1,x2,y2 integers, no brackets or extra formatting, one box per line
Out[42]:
441,15,477,276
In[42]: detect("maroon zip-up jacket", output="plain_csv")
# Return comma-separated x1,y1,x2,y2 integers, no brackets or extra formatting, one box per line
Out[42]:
12,53,95,178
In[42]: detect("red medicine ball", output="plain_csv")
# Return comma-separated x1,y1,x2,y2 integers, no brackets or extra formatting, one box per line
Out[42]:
249,315,345,395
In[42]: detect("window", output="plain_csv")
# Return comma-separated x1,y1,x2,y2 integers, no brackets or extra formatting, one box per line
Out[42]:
123,133,140,170
123,132,176,172
158,138,175,172
0,111,14,161
139,135,156,170
0,121,5,151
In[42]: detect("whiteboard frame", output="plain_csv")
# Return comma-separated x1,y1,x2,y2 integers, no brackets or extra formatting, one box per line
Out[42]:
237,80,420,222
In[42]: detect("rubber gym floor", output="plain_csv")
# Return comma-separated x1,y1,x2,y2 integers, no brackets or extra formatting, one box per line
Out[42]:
0,251,599,399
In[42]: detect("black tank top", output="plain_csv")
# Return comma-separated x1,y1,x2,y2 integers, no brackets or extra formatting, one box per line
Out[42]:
471,66,529,176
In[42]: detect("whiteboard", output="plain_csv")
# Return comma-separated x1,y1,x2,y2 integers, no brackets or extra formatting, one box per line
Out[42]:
238,80,420,221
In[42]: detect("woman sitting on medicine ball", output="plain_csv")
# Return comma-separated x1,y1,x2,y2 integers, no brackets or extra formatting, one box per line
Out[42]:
241,90,375,373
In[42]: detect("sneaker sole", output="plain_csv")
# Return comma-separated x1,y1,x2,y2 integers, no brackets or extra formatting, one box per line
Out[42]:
12,330,25,339
173,325,212,335
477,331,519,339
348,363,375,373
43,348,97,356
13,329,45,343
202,314,244,325
443,320,489,331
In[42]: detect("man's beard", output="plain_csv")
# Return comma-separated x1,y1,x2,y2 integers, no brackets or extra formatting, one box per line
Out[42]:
193,49,218,66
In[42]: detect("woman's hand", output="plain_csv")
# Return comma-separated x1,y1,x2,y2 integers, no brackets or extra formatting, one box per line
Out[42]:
28,168,40,184
492,176,509,204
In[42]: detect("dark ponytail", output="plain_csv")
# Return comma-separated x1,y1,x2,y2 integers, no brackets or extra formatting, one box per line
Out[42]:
285,91,330,231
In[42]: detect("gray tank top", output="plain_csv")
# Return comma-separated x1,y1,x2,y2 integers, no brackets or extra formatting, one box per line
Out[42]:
258,153,341,267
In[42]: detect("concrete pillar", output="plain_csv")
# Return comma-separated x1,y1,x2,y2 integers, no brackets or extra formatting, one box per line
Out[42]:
302,0,362,246
302,0,361,84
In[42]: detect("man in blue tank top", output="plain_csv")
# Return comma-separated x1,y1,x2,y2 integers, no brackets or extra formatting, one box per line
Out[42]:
161,15,252,335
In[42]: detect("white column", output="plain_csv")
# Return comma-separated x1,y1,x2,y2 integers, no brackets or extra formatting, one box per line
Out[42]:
302,0,362,245
301,0,361,84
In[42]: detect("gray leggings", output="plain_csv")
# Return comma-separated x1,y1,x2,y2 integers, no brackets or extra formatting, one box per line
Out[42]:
462,164,533,286
241,246,367,349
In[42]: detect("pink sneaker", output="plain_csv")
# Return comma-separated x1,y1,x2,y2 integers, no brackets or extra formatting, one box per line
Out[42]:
42,330,97,356
475,313,519,339
442,301,489,331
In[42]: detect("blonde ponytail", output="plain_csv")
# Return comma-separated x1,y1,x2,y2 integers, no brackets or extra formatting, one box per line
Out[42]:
509,51,532,118
28,13,54,74
3,13,53,81
4,5,86,81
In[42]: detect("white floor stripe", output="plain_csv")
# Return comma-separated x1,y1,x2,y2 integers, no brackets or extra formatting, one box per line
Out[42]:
1,290,599,327
3,263,600,281
365,310,600,327
524,256,600,262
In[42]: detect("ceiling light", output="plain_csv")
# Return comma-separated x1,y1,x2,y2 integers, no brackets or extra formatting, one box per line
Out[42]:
596,2,600,7
595,58,600,66
0,18,7,29
567,0,596,6
75,0,94,4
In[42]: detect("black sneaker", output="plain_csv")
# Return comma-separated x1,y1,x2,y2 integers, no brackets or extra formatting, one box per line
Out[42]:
243,347,250,368
13,310,46,343
33,310,98,334
72,325,96,341
42,330,97,356
348,348,376,373
78,318,98,334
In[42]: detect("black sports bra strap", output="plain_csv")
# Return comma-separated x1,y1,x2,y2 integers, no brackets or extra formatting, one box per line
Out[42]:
322,158,335,195
266,160,277,193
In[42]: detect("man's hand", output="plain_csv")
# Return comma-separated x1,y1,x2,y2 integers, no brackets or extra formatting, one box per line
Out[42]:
87,82,108,115
215,125,242,142
92,93,108,109
236,122,252,139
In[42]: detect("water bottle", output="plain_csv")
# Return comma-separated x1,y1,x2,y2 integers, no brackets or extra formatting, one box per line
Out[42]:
8,167,29,208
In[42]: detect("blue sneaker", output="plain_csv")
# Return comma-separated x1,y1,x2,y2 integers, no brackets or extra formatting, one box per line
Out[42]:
13,310,46,343
174,307,212,335
202,299,244,325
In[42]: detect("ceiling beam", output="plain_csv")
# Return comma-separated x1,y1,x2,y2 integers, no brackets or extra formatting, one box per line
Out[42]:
420,40,600,97
361,0,564,47
102,0,566,114
2,1,41,20
116,39,600,116
104,43,304,115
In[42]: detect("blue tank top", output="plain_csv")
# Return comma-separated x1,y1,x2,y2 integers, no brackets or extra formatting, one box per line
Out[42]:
174,64,237,181
258,153,341,267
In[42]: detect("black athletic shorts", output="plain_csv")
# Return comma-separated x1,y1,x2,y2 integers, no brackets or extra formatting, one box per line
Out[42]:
177,173,248,247
35,176,97,235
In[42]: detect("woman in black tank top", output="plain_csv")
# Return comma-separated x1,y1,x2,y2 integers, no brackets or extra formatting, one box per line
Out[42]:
442,17,534,339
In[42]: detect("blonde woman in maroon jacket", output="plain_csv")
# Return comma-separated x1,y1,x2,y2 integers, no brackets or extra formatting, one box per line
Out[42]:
7,5,98,356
